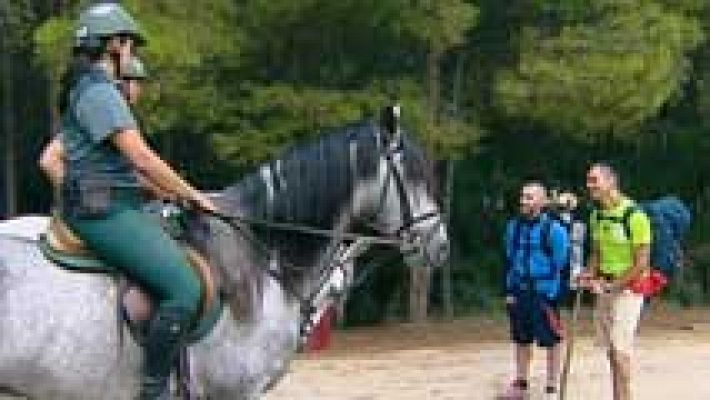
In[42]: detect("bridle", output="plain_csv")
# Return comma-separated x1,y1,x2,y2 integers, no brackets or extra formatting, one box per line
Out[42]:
371,132,445,268
194,123,446,346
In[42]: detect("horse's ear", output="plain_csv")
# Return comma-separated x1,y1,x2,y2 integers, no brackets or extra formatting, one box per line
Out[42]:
379,103,401,144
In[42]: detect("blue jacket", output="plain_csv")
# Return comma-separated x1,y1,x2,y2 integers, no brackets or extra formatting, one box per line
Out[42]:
504,213,570,299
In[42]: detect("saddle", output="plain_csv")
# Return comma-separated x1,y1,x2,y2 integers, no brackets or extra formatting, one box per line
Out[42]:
38,212,222,343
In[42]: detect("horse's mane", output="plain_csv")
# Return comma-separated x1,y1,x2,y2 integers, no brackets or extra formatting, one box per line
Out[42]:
220,121,378,227
186,119,433,320
220,120,430,221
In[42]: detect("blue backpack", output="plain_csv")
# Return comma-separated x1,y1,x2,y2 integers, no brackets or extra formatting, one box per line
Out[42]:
600,196,692,279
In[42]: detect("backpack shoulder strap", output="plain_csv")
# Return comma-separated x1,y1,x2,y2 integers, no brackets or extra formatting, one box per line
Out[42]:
593,203,641,240
541,216,554,259
508,216,556,257
589,208,604,227
621,204,642,240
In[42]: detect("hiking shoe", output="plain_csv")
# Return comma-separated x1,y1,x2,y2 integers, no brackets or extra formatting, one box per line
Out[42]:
496,379,528,400
543,385,557,400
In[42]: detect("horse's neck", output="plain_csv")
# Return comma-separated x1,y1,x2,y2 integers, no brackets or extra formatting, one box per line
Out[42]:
210,127,387,307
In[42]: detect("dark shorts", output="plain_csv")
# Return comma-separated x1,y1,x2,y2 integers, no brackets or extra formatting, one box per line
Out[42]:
507,291,563,348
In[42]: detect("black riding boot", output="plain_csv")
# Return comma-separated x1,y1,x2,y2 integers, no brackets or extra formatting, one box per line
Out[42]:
137,307,191,400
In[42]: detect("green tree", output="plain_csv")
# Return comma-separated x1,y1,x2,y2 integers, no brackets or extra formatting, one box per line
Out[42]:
494,0,704,138
229,0,480,159
1,0,37,216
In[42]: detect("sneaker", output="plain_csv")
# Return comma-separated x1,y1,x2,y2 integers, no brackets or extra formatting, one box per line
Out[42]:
543,385,558,400
496,379,528,400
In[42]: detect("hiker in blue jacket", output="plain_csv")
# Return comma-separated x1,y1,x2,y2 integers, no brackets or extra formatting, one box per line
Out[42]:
501,181,570,399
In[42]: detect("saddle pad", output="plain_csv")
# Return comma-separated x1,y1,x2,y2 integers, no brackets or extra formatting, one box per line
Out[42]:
38,233,116,273
39,231,224,343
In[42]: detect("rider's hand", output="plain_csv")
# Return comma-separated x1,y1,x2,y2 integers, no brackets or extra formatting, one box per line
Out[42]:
189,192,219,214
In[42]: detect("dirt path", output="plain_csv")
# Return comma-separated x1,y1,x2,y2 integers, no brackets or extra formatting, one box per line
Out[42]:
265,308,710,399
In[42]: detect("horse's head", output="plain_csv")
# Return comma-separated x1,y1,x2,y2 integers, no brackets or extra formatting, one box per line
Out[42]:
183,107,449,325
356,105,450,268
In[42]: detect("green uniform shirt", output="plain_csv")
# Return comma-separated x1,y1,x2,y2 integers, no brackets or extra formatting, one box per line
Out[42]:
60,66,139,188
591,197,652,277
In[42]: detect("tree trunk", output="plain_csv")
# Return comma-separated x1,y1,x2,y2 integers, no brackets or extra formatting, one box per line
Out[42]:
408,46,444,323
440,51,465,320
53,0,65,15
2,37,18,217
427,47,442,127
441,160,455,320
409,266,431,323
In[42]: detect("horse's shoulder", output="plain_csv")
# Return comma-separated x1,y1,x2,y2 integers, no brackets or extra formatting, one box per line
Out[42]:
0,215,49,240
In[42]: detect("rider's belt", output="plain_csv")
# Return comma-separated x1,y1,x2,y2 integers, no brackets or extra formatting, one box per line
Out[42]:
61,176,141,219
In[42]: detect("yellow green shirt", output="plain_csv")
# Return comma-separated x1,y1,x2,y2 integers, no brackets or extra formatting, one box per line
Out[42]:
590,197,652,277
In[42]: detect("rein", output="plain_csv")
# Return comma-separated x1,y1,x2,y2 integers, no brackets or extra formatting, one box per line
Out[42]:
201,208,375,345
190,123,443,346
203,210,402,247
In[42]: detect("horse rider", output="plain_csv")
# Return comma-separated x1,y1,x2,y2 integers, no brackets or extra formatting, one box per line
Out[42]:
40,56,151,191
45,3,217,398
119,55,147,103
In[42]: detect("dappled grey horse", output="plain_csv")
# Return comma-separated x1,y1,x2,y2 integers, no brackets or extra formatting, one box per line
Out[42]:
0,118,449,399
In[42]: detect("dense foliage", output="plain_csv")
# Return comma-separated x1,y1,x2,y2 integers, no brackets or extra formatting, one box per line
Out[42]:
2,0,710,321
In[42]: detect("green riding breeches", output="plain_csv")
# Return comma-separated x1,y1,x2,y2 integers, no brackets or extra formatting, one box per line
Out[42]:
63,194,202,319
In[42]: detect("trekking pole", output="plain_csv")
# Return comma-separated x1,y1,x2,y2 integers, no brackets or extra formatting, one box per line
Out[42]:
559,216,587,400
559,288,583,400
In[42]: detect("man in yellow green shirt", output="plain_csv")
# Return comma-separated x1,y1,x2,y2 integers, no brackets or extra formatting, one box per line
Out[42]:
580,162,651,400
